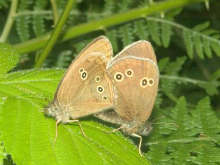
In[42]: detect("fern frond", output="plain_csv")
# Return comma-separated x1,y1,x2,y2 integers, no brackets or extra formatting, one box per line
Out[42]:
161,20,172,48
161,57,187,95
55,50,72,67
146,96,220,164
170,97,195,137
32,0,48,37
117,0,133,12
15,0,33,41
0,0,9,8
147,19,162,46
158,57,170,72
191,97,220,139
104,0,116,15
133,19,149,40
106,29,119,53
147,142,171,165
182,29,194,58
118,23,135,47
160,75,220,96
146,17,220,59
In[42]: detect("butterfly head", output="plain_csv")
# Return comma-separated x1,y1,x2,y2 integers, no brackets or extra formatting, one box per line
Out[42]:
44,101,71,123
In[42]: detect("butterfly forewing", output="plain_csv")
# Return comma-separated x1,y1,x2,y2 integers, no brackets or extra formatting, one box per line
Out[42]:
55,53,114,119
108,41,157,66
107,56,159,123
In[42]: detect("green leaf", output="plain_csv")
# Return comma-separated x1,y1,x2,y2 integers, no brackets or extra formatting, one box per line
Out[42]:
0,43,19,75
133,19,149,40
119,23,135,47
107,29,119,53
183,29,193,59
202,36,212,58
161,57,186,94
210,68,220,80
192,97,220,140
0,141,6,165
148,19,161,46
0,69,150,165
193,21,210,32
193,34,204,59
161,22,172,48
145,96,220,164
198,81,219,95
158,57,170,72
211,41,220,57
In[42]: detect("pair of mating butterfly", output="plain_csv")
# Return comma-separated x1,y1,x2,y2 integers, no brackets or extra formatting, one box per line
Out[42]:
44,36,159,157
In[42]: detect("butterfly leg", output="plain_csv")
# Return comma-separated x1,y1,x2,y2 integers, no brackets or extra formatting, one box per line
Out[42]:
105,125,124,134
131,133,143,157
67,120,89,140
54,119,61,144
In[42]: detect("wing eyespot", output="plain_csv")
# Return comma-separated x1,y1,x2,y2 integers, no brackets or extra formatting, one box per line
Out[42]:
97,85,104,93
95,76,100,82
114,72,124,82
148,78,154,86
140,77,148,88
81,71,88,80
102,96,108,101
79,68,84,73
125,69,134,77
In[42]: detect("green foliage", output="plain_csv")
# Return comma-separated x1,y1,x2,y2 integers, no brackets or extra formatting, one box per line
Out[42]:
1,0,220,164
147,97,220,165
0,69,149,165
0,43,19,75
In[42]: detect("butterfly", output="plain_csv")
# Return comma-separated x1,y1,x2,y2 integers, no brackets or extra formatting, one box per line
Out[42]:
95,40,159,156
44,36,115,140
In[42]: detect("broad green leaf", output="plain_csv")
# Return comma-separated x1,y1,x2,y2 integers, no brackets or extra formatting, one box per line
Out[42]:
0,69,150,165
0,141,6,165
0,43,19,75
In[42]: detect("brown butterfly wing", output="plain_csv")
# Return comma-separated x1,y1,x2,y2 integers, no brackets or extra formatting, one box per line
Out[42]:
106,56,159,124
76,36,113,61
55,53,114,118
109,41,157,65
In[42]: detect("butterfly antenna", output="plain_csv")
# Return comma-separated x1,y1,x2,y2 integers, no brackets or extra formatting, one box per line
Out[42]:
150,116,165,123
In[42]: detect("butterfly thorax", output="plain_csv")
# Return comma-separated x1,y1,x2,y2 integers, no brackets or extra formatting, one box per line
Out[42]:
44,101,71,123
121,121,153,136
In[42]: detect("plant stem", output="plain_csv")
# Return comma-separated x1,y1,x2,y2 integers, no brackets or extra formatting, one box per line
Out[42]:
50,0,59,25
34,0,75,68
0,0,18,42
14,0,206,54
